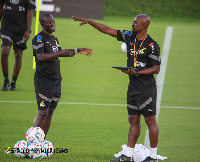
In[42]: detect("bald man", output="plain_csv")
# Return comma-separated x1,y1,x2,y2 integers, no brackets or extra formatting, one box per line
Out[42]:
72,14,160,162
32,13,93,137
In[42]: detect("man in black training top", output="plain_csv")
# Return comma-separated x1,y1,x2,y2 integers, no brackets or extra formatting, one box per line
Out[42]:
32,13,93,137
73,14,160,162
0,0,36,91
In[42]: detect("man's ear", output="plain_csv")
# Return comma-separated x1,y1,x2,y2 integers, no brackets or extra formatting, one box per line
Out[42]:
142,23,147,29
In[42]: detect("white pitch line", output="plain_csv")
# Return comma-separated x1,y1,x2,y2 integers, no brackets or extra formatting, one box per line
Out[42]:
144,26,173,149
0,100,36,104
161,106,200,110
0,100,199,110
59,102,126,107
0,100,126,106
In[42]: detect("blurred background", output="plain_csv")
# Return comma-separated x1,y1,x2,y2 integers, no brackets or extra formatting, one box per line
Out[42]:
35,0,200,19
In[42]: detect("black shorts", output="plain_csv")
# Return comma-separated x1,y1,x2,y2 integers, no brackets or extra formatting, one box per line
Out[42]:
127,86,157,117
34,77,61,110
1,28,27,50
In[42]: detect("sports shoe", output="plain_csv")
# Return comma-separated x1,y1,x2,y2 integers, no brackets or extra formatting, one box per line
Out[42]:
10,81,16,91
141,156,158,162
1,82,10,91
110,154,134,162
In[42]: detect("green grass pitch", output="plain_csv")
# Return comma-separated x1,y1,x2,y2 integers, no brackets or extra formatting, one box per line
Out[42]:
0,17,200,161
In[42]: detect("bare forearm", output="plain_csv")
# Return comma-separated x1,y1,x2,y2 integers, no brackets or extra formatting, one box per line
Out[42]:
0,5,3,20
37,49,73,61
121,65,160,76
36,47,93,61
87,20,117,37
138,65,160,75
26,10,33,31
72,16,117,37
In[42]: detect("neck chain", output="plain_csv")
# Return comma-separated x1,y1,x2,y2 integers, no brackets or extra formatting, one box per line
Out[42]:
133,35,147,67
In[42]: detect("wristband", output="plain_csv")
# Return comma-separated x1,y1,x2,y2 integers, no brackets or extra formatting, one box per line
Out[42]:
135,70,139,76
26,29,31,33
75,48,78,54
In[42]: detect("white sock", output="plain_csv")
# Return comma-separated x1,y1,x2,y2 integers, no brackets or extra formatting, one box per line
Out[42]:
124,147,134,158
150,147,157,159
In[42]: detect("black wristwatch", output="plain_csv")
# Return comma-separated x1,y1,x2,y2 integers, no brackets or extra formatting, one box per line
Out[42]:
135,70,139,76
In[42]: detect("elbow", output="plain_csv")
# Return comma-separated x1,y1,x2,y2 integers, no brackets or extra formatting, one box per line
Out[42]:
153,65,160,74
37,58,44,62
155,70,160,74
37,56,43,61
155,66,160,74
37,56,47,62
36,53,46,61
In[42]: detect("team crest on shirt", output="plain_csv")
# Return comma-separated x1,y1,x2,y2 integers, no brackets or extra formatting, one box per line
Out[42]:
139,47,146,54
10,0,20,4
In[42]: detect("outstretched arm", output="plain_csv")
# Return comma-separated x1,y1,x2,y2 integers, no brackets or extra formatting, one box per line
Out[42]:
36,48,93,61
72,16,117,38
36,49,75,61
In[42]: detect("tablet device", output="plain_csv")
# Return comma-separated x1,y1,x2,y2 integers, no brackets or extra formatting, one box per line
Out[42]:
112,66,137,70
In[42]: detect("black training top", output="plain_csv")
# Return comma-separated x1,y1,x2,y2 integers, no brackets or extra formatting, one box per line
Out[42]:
117,30,161,93
32,31,62,80
0,0,36,32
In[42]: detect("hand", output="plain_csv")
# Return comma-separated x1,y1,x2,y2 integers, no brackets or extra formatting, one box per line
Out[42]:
64,49,76,57
23,30,31,42
120,68,137,75
78,48,94,57
72,16,90,26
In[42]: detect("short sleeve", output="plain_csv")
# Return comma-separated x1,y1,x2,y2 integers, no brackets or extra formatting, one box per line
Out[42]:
27,0,36,10
0,0,5,5
117,30,126,42
32,35,44,56
117,30,134,43
148,42,161,65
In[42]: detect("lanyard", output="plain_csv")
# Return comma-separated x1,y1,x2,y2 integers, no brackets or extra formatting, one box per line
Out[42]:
133,35,147,67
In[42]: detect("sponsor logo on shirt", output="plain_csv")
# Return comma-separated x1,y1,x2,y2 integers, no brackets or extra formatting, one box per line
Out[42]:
136,61,146,67
52,46,58,52
19,6,25,11
129,47,146,55
4,5,12,10
52,39,59,52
